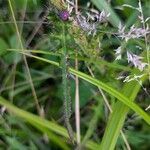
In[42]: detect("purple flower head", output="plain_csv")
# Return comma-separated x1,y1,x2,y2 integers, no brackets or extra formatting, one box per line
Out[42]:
59,10,70,21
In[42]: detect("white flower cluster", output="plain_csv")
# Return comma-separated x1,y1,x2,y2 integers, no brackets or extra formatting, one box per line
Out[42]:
118,24,150,42
114,46,122,60
76,13,97,36
65,1,110,36
127,51,148,71
75,10,109,36
86,9,110,23
115,50,148,71
122,74,145,83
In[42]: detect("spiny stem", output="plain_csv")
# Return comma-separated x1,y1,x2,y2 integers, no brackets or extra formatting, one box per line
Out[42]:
62,23,74,144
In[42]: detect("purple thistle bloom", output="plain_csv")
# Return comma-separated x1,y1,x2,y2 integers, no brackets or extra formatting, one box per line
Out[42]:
59,10,70,21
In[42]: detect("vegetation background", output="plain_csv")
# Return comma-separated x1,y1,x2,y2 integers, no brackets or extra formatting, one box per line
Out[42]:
0,0,150,150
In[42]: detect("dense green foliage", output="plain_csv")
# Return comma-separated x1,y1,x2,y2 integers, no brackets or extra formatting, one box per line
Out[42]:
0,0,150,149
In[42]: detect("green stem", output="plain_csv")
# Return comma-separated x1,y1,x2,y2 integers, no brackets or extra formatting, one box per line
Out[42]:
61,23,74,144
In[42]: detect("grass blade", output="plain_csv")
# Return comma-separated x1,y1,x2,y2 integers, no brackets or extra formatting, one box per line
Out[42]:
99,72,148,150
0,96,99,150
70,68,150,125
13,52,150,125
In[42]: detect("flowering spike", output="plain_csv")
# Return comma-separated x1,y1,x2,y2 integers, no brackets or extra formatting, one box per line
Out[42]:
127,51,148,71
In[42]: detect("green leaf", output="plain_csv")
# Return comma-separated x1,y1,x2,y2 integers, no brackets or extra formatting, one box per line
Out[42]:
13,52,150,125
5,136,28,150
8,48,132,71
69,68,150,125
0,38,8,56
99,74,147,150
4,35,22,64
0,96,99,150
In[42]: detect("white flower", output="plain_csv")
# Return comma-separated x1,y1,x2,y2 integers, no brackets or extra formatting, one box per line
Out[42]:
114,46,122,60
116,75,126,80
145,105,150,111
118,25,150,42
87,9,110,23
115,55,122,60
75,9,109,36
118,22,125,34
76,13,97,36
123,74,144,82
95,10,110,22
127,51,148,71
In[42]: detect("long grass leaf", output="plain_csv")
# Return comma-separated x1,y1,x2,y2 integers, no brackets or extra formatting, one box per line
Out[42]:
0,96,99,150
13,53,150,125
8,48,132,71
70,68,150,125
99,73,148,150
